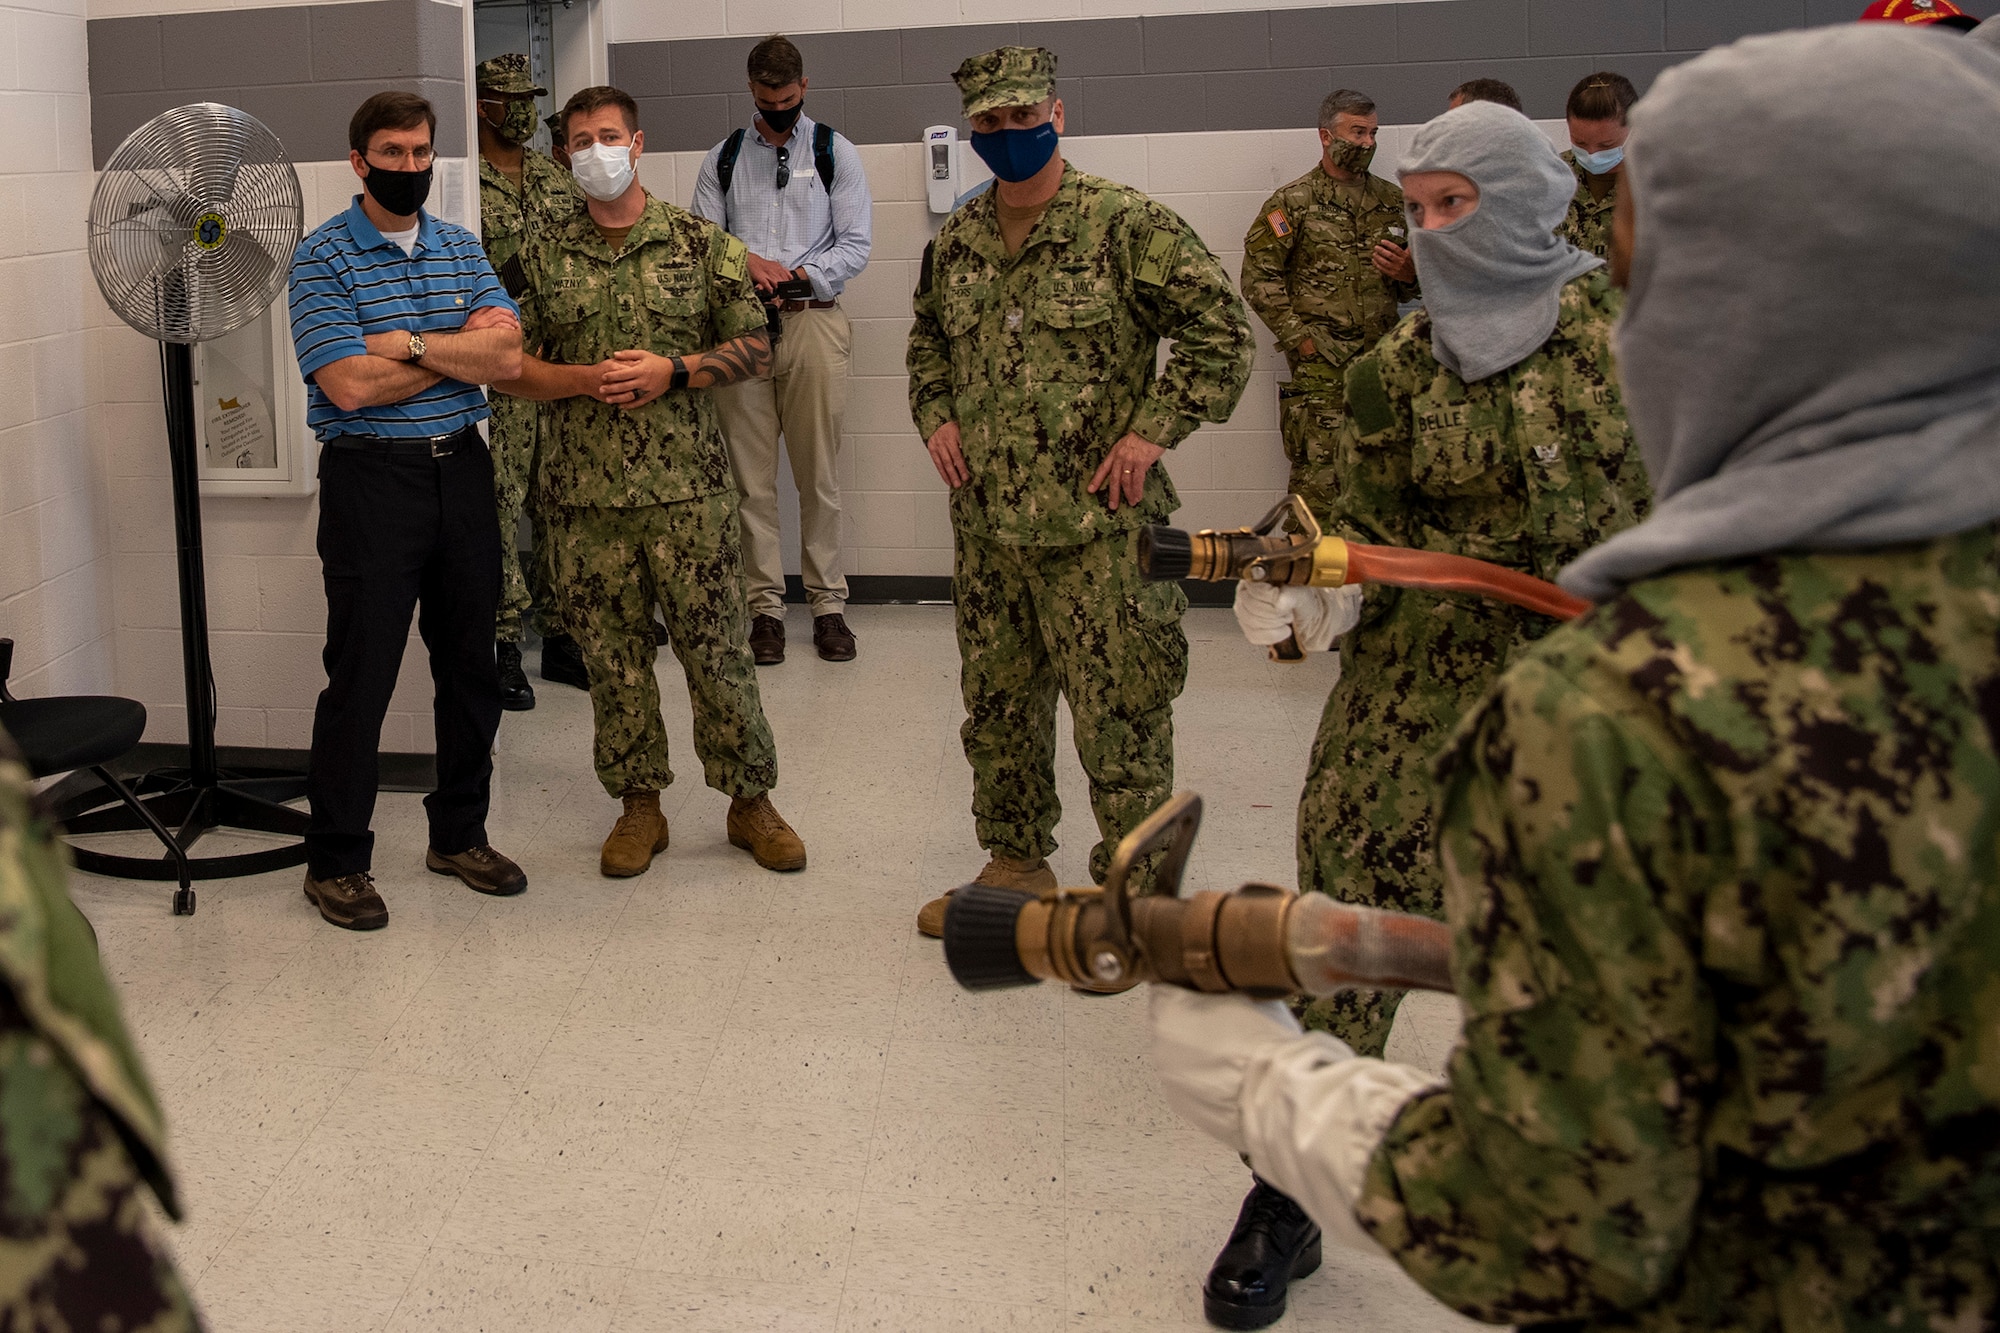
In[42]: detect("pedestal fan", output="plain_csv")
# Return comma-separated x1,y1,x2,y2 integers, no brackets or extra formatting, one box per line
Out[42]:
67,103,309,912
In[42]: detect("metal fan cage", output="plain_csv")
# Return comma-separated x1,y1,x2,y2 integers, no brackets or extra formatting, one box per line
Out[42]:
88,103,303,345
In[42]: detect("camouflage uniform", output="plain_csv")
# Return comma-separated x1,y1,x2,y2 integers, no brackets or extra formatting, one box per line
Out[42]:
1559,151,1618,260
908,48,1253,882
0,730,198,1331
477,56,581,645
1359,522,2000,1331
517,194,779,798
1240,166,1414,522
1300,271,1650,1056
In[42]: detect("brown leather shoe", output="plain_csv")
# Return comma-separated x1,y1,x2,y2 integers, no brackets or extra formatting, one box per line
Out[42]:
426,844,528,896
303,870,388,931
917,854,1058,938
602,792,670,878
727,793,806,871
749,614,785,665
813,613,857,662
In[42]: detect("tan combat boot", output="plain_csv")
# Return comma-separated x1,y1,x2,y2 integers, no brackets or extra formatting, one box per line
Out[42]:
727,793,806,871
917,854,1058,938
601,792,670,877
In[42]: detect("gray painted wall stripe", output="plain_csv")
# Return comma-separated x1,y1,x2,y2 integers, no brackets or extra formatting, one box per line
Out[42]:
88,0,465,166
609,0,1994,150
84,0,1998,165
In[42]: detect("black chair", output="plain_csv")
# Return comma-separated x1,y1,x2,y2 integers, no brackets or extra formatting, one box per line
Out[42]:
0,638,194,913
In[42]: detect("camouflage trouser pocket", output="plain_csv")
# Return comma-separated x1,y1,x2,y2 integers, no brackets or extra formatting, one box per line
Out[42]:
1114,578,1190,716
1281,387,1345,471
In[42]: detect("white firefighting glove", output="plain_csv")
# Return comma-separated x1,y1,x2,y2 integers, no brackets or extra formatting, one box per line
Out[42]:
1232,582,1365,652
1150,986,1442,1255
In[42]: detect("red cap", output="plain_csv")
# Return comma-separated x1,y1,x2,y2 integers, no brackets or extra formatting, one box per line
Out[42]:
1858,0,1971,22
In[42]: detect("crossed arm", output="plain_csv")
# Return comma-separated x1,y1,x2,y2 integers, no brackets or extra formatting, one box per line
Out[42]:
492,329,772,409
311,305,524,412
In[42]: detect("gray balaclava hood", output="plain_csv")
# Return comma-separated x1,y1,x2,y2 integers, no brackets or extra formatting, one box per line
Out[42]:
1561,26,2000,602
1398,100,1601,383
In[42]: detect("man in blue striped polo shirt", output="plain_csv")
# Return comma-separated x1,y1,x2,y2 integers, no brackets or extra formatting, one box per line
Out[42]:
288,91,528,932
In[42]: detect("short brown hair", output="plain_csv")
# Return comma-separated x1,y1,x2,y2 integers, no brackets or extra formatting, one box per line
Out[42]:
349,91,435,155
559,85,639,142
1566,71,1638,123
747,34,803,87
1451,78,1522,112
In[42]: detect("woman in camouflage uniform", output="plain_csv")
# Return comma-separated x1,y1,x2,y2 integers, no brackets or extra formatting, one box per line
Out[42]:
1161,26,2000,1332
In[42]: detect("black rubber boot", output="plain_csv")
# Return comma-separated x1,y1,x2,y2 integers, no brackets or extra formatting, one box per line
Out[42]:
540,634,589,690
1203,1178,1323,1330
496,641,535,711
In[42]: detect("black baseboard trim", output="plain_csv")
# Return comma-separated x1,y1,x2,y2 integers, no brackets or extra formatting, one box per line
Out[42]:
782,574,1233,609
61,743,439,794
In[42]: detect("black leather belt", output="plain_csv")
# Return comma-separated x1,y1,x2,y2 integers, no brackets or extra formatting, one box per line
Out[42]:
328,425,479,457
777,299,838,313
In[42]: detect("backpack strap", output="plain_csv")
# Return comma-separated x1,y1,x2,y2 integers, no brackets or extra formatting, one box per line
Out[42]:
715,127,747,196
813,122,836,193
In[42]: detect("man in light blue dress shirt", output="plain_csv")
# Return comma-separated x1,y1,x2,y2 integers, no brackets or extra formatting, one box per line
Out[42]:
693,34,874,665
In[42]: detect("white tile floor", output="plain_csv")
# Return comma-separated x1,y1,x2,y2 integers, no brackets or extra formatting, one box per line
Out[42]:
73,606,1482,1333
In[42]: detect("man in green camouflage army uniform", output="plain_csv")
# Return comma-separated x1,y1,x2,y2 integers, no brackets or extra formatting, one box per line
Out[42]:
475,53,583,708
1157,28,2000,1330
0,725,198,1330
1240,88,1415,522
908,46,1252,937
1207,101,1652,1329
494,86,805,879
1558,71,1635,259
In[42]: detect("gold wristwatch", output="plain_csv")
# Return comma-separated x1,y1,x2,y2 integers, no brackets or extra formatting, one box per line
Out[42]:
406,332,427,362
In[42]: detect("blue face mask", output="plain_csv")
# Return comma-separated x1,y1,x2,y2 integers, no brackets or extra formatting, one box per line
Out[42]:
1572,143,1624,176
969,122,1059,184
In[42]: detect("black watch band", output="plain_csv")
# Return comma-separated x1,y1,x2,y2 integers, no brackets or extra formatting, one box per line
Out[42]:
669,358,689,391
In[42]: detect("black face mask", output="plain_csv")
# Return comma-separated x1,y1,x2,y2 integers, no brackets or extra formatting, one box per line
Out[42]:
759,101,804,134
362,162,433,217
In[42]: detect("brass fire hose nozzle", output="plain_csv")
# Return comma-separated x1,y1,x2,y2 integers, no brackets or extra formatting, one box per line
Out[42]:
943,793,1455,999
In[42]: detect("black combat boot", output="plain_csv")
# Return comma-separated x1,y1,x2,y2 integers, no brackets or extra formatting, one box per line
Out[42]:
1203,1178,1323,1330
540,634,589,690
496,641,534,711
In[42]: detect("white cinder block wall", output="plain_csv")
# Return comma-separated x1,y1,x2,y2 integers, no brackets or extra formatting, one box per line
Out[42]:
0,0,112,699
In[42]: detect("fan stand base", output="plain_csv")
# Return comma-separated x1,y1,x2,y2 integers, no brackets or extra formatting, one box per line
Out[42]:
55,766,309,915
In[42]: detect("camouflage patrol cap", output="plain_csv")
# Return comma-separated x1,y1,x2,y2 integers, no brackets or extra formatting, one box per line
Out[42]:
953,46,1057,118
477,53,547,96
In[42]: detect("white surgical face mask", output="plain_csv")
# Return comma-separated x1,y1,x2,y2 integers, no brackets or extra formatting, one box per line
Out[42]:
570,141,636,202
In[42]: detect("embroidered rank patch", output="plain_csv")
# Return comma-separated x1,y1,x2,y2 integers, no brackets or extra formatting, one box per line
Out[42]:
717,236,748,283
1267,209,1292,238
1136,227,1179,286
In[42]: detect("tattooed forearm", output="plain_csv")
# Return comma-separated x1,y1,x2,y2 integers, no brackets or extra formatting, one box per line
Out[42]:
689,331,772,388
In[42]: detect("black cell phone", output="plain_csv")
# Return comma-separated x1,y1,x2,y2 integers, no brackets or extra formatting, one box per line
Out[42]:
772,277,814,301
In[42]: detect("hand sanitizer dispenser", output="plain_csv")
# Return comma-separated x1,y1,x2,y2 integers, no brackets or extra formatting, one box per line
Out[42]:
924,126,959,214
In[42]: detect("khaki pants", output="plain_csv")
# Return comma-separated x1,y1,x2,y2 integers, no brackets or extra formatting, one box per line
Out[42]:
712,305,851,618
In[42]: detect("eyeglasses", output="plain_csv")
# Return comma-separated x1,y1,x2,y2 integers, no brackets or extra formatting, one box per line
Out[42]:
775,144,791,190
369,145,435,169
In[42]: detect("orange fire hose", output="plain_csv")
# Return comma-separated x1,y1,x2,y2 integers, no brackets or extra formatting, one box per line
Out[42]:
1342,542,1593,621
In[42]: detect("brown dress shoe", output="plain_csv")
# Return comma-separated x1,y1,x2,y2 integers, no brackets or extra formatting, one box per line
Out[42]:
303,870,388,931
426,844,528,895
602,792,670,877
727,793,806,871
917,854,1058,938
749,614,785,665
813,613,857,661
